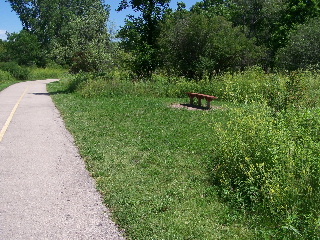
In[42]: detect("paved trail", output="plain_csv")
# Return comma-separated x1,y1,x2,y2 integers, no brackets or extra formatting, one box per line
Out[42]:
0,80,124,239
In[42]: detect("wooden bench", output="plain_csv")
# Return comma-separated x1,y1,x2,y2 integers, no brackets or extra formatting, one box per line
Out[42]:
186,92,218,109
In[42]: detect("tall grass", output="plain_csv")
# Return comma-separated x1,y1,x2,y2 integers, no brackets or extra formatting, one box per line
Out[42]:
211,106,320,238
0,69,17,91
62,67,320,109
28,67,67,80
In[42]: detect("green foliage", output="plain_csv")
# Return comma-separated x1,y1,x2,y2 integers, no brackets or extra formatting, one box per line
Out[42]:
118,0,170,47
0,70,16,91
211,105,320,238
159,12,264,78
191,0,234,19
0,70,14,82
227,0,320,67
6,30,45,67
117,0,170,78
8,0,111,71
50,1,111,73
0,40,9,62
61,67,320,114
276,18,320,70
218,67,288,109
122,43,158,79
0,62,30,80
60,71,218,99
211,67,320,110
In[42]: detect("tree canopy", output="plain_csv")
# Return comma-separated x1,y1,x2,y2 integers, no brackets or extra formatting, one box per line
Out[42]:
4,0,320,74
7,0,111,71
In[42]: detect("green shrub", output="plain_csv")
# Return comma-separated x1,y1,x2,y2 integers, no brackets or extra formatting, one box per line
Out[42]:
212,106,320,238
159,13,264,79
0,70,15,82
6,30,44,67
63,73,92,93
0,62,30,80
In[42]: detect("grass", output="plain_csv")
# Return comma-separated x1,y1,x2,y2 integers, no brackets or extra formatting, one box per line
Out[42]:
0,69,17,91
48,79,257,239
48,69,320,239
28,67,67,80
0,81,18,92
0,67,67,92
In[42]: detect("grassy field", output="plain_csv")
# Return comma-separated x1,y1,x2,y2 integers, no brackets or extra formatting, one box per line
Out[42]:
48,79,259,239
48,70,320,239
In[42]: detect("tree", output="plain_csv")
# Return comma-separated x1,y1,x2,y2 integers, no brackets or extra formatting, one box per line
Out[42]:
117,0,170,78
269,0,320,56
7,1,109,52
0,40,9,62
7,0,111,71
49,1,111,72
159,12,265,78
276,18,320,70
191,0,234,19
118,0,170,47
6,30,44,66
230,0,320,67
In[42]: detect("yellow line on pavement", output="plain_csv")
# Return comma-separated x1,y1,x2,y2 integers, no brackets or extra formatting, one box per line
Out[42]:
0,86,29,142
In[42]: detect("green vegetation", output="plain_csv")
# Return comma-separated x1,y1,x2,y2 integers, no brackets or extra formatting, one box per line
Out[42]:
3,0,320,239
49,77,254,239
48,68,320,239
0,69,17,91
0,65,66,91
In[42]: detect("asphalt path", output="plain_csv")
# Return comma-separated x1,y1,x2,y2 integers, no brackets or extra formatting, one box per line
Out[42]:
0,80,125,239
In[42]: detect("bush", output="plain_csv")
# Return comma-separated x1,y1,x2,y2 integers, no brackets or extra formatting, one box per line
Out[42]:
284,70,320,109
214,67,320,110
0,62,30,80
212,106,320,238
159,13,265,78
6,30,45,67
0,70,15,82
62,68,320,112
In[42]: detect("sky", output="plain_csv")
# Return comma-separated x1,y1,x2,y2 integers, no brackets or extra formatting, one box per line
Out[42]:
0,0,199,40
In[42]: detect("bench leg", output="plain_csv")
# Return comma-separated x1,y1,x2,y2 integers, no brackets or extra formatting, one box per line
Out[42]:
189,97,194,105
206,100,211,109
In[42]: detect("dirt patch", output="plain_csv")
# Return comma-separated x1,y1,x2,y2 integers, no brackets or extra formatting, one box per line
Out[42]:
170,103,223,111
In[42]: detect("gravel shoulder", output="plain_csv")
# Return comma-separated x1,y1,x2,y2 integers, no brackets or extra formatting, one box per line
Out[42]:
0,79,125,239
